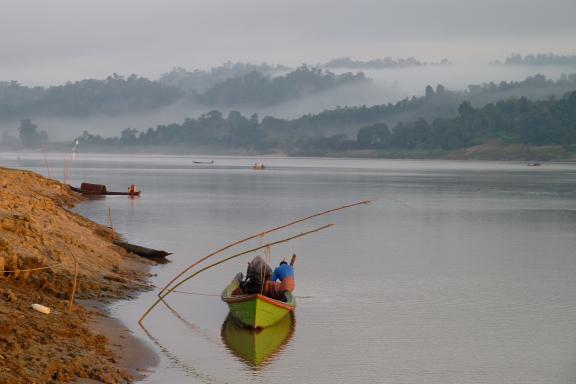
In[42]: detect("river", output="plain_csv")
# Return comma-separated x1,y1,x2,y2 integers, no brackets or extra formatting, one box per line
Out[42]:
3,153,576,384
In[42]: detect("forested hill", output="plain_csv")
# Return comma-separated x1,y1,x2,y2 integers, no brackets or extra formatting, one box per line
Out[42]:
0,75,182,120
76,90,576,159
261,73,576,138
196,67,366,107
0,66,365,119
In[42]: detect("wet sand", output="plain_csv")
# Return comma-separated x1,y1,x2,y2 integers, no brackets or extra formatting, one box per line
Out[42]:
74,301,160,383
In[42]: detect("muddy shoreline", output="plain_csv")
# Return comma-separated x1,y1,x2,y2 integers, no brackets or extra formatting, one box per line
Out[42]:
74,300,160,384
0,167,159,383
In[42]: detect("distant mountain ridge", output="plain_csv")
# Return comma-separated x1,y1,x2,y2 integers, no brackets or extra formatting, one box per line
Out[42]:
494,53,576,67
320,57,451,69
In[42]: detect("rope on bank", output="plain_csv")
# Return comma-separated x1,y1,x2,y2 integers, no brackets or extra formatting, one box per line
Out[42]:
172,290,220,297
172,290,312,299
2,260,80,312
1,265,52,273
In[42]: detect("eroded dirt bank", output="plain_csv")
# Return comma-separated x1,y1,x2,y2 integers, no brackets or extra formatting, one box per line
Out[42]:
0,167,155,383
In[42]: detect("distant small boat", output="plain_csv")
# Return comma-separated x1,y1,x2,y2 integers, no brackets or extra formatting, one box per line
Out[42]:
252,164,266,170
527,162,542,167
221,273,295,329
113,240,171,260
193,160,214,164
71,182,141,196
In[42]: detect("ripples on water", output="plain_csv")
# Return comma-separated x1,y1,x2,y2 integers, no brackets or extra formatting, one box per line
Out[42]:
3,153,576,384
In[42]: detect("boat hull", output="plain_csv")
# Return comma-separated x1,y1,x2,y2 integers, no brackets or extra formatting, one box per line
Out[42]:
71,186,141,196
222,273,295,329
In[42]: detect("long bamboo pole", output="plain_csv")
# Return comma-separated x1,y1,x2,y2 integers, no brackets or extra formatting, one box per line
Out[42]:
139,223,333,324
157,200,370,297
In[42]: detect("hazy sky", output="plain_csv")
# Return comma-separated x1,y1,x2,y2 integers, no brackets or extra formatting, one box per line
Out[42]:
1,0,575,85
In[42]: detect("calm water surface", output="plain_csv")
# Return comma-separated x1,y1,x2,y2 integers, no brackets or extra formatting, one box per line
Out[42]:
3,153,576,384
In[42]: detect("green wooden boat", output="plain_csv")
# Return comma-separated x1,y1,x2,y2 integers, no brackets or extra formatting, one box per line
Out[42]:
221,273,296,329
221,312,294,368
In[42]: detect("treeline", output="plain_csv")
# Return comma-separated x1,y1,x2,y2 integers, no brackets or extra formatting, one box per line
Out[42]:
321,57,450,69
159,57,447,93
77,90,576,155
159,62,289,93
330,91,576,153
496,54,576,67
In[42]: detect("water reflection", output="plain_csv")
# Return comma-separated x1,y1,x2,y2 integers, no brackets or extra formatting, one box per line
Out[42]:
221,313,295,369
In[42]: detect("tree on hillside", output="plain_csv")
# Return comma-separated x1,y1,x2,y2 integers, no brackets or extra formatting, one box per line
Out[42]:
18,119,45,148
120,128,139,145
356,123,391,148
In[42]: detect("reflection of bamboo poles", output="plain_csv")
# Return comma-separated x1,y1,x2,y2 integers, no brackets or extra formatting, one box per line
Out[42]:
139,224,333,324
159,298,220,345
139,322,213,382
158,200,370,297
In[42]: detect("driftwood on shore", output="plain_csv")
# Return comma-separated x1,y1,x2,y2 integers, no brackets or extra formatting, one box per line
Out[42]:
114,240,172,260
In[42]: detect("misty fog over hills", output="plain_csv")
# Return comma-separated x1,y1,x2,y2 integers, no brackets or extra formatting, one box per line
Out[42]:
1,56,575,143
7,64,574,160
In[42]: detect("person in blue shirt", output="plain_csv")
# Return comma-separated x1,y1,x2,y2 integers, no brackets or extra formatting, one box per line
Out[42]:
265,260,295,299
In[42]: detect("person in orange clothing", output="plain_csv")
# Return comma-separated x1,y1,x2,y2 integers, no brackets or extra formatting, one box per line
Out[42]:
128,184,139,195
264,260,295,300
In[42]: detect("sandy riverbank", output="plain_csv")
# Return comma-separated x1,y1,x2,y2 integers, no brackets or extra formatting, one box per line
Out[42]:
0,167,158,383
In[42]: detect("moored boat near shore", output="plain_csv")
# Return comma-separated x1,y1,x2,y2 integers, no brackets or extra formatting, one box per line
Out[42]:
71,182,141,196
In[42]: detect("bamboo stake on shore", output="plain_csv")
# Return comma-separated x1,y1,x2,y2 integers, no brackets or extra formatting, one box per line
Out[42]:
139,223,333,324
42,152,51,179
68,258,79,312
63,156,70,185
39,134,51,179
108,208,115,241
157,200,370,297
